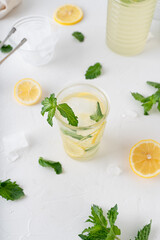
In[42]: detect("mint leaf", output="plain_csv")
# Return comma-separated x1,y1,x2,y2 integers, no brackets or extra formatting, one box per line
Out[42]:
0,43,13,53
90,102,104,122
0,179,24,201
57,103,78,127
72,32,84,42
39,157,62,174
85,63,102,79
105,228,117,240
147,81,160,89
135,221,152,240
86,205,107,227
41,94,57,127
131,93,145,102
112,225,121,235
107,204,118,226
61,128,91,140
142,101,153,115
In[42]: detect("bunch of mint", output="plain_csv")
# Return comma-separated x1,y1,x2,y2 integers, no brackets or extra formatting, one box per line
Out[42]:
79,204,151,240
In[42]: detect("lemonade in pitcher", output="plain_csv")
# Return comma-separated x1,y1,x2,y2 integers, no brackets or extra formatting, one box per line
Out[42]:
107,0,157,56
55,84,110,160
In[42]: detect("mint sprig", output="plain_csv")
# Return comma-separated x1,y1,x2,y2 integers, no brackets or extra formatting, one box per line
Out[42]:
0,179,24,201
41,94,78,127
131,81,160,115
79,204,120,240
39,157,62,174
72,32,84,42
85,63,102,79
79,204,152,240
90,102,104,122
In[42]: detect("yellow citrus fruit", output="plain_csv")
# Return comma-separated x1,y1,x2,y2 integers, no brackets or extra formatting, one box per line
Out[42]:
91,122,106,144
63,136,85,158
14,78,42,106
54,4,83,25
129,139,160,178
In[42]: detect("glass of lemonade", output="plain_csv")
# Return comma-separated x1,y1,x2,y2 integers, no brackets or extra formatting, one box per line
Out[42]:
55,84,110,160
107,0,157,56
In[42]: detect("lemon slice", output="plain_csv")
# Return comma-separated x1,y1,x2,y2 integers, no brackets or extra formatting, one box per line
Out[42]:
63,137,85,158
91,122,106,144
54,4,83,25
129,139,160,178
14,78,42,106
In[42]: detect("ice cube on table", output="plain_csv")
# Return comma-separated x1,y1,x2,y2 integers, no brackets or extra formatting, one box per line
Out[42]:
7,152,19,162
122,110,138,119
2,132,28,155
106,164,122,176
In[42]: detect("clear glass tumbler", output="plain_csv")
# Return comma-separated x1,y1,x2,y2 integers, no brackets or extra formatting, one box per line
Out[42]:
10,16,59,66
55,84,110,161
107,0,157,56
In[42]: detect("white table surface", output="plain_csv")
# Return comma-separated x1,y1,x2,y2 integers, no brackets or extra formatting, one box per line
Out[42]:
1,0,160,239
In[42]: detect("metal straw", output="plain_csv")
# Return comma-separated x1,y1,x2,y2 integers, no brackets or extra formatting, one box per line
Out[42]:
0,27,16,49
0,38,27,65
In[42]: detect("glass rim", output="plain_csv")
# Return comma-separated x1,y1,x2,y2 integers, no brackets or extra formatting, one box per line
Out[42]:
55,83,110,130
10,15,58,52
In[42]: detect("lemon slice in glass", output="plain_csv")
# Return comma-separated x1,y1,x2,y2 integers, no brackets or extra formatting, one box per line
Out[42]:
63,137,85,158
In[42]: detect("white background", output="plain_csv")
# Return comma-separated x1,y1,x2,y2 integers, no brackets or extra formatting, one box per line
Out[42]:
1,0,160,239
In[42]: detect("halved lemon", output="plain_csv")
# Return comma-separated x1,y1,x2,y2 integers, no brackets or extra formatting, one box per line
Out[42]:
14,78,42,106
54,4,83,25
63,137,85,158
129,139,160,178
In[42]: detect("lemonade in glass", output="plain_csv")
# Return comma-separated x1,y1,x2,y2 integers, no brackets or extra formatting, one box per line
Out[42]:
55,84,110,160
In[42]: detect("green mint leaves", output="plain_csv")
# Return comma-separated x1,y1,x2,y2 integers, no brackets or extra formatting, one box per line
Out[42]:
79,204,152,240
90,102,104,122
131,81,160,115
72,32,84,42
41,94,57,126
0,179,24,201
0,41,13,53
41,94,78,127
57,103,78,126
147,81,160,89
135,221,152,240
79,204,121,240
39,157,62,174
85,63,102,79
61,128,92,141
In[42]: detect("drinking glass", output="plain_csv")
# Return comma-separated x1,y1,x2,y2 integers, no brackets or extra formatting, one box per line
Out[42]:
55,84,110,160
10,16,59,66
